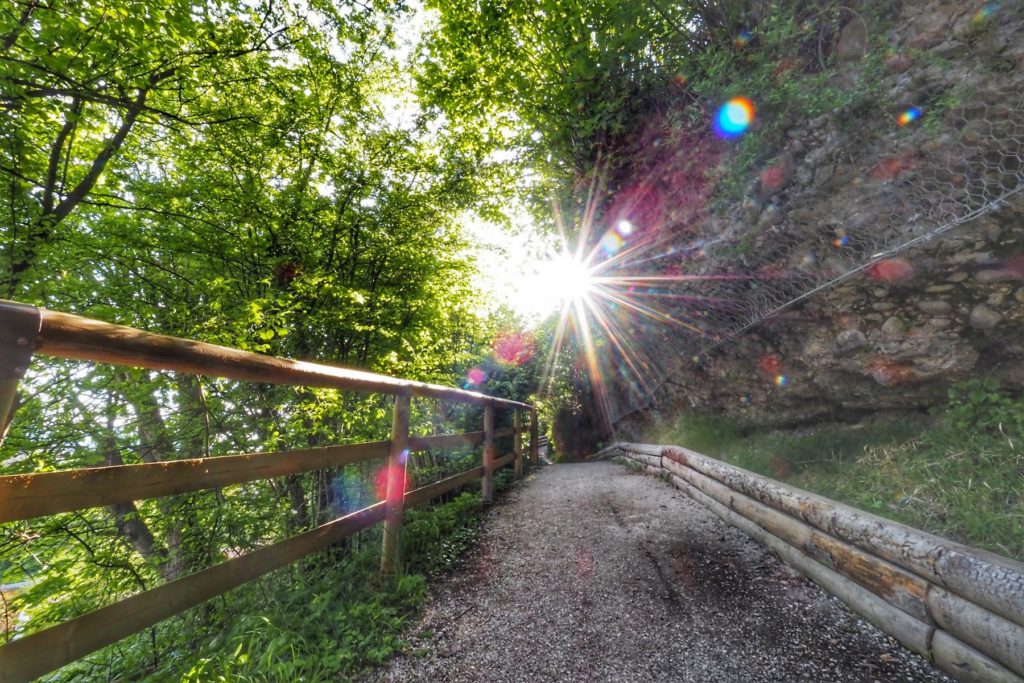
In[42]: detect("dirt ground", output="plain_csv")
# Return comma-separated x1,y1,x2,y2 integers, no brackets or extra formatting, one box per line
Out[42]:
372,461,952,682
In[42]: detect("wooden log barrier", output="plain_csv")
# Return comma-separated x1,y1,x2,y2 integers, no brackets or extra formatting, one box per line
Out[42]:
656,443,1024,632
612,444,1024,683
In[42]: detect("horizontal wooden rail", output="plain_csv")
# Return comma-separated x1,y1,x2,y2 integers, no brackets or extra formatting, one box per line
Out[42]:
3,301,529,409
0,503,386,683
0,426,524,523
405,467,485,507
493,452,515,470
610,442,1024,683
0,449,525,683
0,441,390,523
0,299,538,682
410,431,484,451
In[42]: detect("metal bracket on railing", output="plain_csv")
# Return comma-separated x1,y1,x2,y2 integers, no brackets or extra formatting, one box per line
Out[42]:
0,300,42,446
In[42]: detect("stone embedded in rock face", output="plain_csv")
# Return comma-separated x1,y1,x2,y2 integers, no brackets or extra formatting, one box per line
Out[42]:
969,303,1002,330
885,53,913,73
757,203,783,229
918,300,952,315
908,7,950,49
835,329,867,354
836,18,868,60
796,165,814,186
881,316,906,339
813,164,835,187
759,154,793,194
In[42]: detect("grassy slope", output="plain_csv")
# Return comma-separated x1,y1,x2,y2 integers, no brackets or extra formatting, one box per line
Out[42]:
640,386,1024,561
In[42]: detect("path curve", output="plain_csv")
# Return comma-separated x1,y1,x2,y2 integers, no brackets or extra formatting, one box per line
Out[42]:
374,462,952,682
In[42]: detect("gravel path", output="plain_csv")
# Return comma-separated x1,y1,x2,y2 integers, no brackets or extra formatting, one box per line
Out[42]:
372,462,952,682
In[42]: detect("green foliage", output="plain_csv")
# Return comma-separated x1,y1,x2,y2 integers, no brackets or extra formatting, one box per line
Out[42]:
0,0,536,679
946,379,1024,440
401,492,482,575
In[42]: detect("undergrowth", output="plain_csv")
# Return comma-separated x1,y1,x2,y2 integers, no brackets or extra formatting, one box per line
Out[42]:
643,381,1024,560
55,470,521,681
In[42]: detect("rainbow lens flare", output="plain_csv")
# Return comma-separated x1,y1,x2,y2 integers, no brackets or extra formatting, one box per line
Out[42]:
897,107,922,127
715,98,755,138
600,231,624,255
734,31,752,48
774,374,788,387
973,3,997,24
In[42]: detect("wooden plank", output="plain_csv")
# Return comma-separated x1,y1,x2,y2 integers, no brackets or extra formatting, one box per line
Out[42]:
482,405,494,504
493,452,515,470
514,410,523,479
409,431,484,452
493,426,514,438
404,467,484,508
0,441,390,523
24,304,530,410
0,503,385,683
381,395,410,576
529,409,539,465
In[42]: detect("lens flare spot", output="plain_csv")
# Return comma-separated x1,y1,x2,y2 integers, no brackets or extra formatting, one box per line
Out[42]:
864,258,914,283
870,361,923,387
896,107,922,126
493,330,536,365
600,230,624,255
973,3,998,23
715,97,755,138
833,229,850,248
734,30,752,47
760,163,789,192
774,374,789,387
466,367,487,386
373,461,409,501
758,353,782,375
616,219,634,236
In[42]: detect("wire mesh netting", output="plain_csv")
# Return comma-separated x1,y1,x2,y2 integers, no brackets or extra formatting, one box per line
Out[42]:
591,81,1024,424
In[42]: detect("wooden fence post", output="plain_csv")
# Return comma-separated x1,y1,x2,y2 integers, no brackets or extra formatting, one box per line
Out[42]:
482,404,494,504
529,408,539,465
0,301,40,447
514,409,523,479
380,393,410,576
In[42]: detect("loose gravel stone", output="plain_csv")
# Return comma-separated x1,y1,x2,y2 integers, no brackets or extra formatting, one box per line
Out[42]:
370,462,953,683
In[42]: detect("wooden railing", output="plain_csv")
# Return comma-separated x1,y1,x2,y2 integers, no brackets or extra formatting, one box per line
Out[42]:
0,300,539,682
607,442,1024,683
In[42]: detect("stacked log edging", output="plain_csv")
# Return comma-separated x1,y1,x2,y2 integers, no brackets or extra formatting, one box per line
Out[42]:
609,442,1024,683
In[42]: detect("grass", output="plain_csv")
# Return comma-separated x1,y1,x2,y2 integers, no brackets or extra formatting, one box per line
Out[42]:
641,389,1024,561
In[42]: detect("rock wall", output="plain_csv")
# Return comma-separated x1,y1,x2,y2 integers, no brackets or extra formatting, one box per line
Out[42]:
611,0,1024,435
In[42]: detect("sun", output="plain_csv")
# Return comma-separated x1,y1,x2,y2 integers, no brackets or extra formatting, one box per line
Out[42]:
528,252,596,309
553,253,595,304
